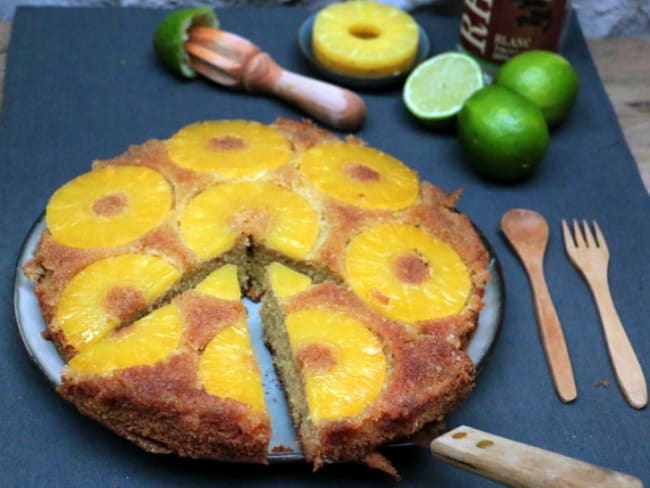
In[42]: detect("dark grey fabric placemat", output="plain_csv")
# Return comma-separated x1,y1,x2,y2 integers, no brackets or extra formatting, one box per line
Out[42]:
0,6,648,486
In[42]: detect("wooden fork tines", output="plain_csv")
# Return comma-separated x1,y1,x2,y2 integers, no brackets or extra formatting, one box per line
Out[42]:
562,219,647,409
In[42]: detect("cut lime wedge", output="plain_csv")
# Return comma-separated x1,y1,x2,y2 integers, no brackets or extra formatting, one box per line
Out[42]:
403,52,484,128
153,7,219,78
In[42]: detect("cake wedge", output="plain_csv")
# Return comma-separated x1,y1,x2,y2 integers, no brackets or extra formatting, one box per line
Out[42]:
261,262,475,477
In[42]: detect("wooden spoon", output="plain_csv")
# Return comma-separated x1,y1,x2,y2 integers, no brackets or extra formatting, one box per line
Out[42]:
501,209,577,403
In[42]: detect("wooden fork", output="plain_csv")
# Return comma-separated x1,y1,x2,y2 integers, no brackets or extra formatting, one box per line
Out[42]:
562,220,647,409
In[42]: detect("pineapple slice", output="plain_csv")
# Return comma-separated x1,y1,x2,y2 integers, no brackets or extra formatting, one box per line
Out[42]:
199,319,265,413
194,263,241,300
312,0,419,77
267,262,386,422
166,120,291,178
196,264,266,413
267,261,313,299
299,141,419,210
68,303,182,375
46,165,172,249
180,181,319,260
345,223,471,324
55,254,181,352
286,308,386,423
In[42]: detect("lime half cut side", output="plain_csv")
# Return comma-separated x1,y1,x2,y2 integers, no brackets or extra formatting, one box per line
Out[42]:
403,52,484,128
153,7,219,78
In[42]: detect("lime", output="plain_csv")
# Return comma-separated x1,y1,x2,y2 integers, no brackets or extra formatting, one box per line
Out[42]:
153,7,219,78
458,85,549,181
403,52,484,128
495,50,579,127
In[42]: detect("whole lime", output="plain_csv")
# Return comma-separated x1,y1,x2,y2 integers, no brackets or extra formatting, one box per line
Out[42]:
458,85,549,181
495,50,579,127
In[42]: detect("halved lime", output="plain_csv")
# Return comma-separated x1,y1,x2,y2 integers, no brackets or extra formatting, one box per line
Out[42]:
153,7,219,78
403,52,484,128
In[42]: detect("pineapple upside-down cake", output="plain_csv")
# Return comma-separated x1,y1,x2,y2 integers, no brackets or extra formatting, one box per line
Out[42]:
24,118,490,477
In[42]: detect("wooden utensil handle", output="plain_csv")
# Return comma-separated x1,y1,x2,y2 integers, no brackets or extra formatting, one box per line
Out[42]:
431,425,643,487
526,261,577,403
242,52,366,131
589,277,647,408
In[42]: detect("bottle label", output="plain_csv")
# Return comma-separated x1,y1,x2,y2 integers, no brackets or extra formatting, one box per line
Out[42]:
460,0,568,64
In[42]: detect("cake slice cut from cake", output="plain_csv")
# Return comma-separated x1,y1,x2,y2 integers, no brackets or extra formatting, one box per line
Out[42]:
260,262,475,477
58,264,271,463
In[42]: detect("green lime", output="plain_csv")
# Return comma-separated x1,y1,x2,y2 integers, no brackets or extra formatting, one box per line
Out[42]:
458,85,549,181
403,52,484,128
495,50,579,127
153,7,219,78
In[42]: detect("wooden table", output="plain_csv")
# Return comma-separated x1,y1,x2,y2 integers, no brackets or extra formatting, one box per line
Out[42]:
0,22,648,192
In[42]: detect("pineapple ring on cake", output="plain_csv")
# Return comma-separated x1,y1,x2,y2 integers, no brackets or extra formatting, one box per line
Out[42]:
286,308,387,423
197,264,266,413
46,165,173,249
299,142,419,210
262,262,475,472
180,181,320,260
68,303,183,375
60,263,271,464
194,263,242,300
312,0,419,77
345,223,472,324
267,261,314,299
199,319,265,413
55,254,181,353
167,120,292,178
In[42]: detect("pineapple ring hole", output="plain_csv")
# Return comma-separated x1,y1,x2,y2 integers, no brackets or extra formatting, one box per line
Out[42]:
227,206,273,237
343,163,381,182
92,192,129,217
392,252,431,285
348,24,382,40
296,342,338,374
103,286,147,322
207,135,247,152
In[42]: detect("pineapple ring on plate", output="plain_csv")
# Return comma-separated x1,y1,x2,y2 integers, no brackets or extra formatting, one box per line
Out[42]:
285,308,387,423
46,165,173,249
344,223,472,324
180,181,320,260
55,254,181,353
167,120,292,178
312,0,419,77
299,141,419,210
68,303,183,375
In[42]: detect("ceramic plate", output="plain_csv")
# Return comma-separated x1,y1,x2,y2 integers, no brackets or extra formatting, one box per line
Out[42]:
15,215,504,461
297,13,431,89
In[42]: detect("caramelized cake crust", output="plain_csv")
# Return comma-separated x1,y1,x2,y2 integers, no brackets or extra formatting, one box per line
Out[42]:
24,118,489,475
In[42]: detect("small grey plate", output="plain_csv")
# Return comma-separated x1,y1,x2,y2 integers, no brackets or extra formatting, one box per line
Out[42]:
15,216,503,462
297,13,431,89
